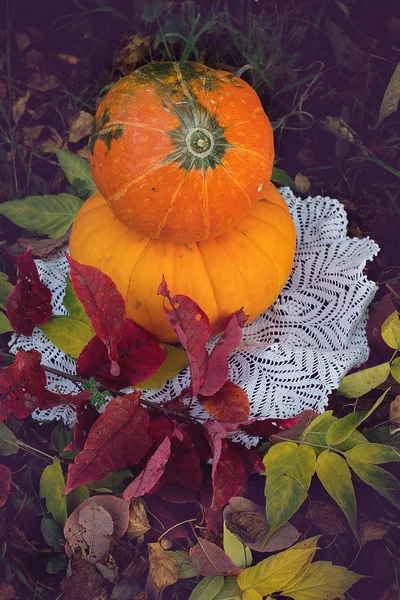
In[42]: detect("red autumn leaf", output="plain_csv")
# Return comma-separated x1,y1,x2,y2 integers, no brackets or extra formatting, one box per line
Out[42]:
0,464,11,508
67,256,127,377
0,349,47,421
200,480,224,533
158,276,210,396
240,415,302,438
366,293,397,363
190,539,241,577
145,494,192,541
6,248,52,335
65,395,100,452
39,389,92,411
204,421,263,510
64,392,152,495
76,320,166,389
199,309,248,396
124,434,172,499
200,381,250,423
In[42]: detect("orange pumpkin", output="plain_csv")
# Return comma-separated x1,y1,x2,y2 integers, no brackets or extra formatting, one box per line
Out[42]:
89,61,274,244
70,183,296,344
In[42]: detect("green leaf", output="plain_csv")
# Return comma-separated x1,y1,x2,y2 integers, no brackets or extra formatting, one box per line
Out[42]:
63,276,91,326
391,357,400,383
263,442,316,539
282,561,364,600
0,273,13,310
66,484,90,513
40,316,94,358
0,312,14,334
134,344,189,389
326,390,389,446
168,551,198,579
301,411,368,455
0,422,19,456
0,194,83,238
271,167,297,190
188,576,225,600
223,522,252,568
346,459,400,509
238,536,320,597
316,450,359,542
55,149,97,197
39,457,68,527
344,443,400,464
337,363,391,398
40,517,63,552
86,469,133,493
381,312,400,350
50,422,77,459
214,577,241,600
46,554,68,575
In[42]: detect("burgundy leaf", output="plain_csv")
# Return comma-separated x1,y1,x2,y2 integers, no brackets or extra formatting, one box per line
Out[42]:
158,276,210,397
200,480,224,533
240,415,302,438
199,309,247,396
0,465,11,508
190,539,240,577
124,434,172,500
67,256,126,376
6,249,52,335
65,395,100,452
0,349,46,421
145,494,192,542
39,389,92,411
77,320,167,388
64,392,152,495
200,381,250,423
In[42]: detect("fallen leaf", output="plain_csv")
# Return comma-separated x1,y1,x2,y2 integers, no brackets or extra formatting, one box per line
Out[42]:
40,315,95,359
69,111,95,143
15,31,31,52
282,560,363,599
78,502,114,563
0,583,20,600
145,494,192,541
60,555,108,600
326,18,365,73
77,320,167,388
294,173,310,194
0,349,47,421
64,392,152,494
223,521,252,568
127,498,151,538
389,395,400,425
359,519,390,546
9,229,72,258
243,415,303,439
224,497,300,553
115,33,150,76
168,550,198,579
12,91,30,125
57,54,80,64
6,249,52,335
0,464,11,508
28,67,58,91
306,501,349,536
0,422,18,456
188,577,224,600
55,149,97,196
39,457,68,527
67,257,127,376
148,543,180,592
190,539,240,577
135,344,189,390
377,63,400,126
65,395,99,452
124,434,172,499
86,468,133,493
200,380,250,423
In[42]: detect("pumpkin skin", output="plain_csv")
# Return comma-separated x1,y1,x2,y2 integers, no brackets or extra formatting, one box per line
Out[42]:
89,61,274,244
70,183,296,344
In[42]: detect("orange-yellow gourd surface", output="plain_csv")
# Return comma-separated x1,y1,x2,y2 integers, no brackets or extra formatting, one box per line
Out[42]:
69,183,296,344
89,61,274,244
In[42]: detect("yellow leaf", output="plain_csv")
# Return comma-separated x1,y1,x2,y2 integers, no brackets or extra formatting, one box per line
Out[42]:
377,62,400,126
242,590,263,600
223,522,252,568
127,498,151,538
282,560,364,599
39,457,67,527
148,542,180,591
40,316,94,358
135,344,189,389
381,312,400,350
237,536,320,597
337,363,391,398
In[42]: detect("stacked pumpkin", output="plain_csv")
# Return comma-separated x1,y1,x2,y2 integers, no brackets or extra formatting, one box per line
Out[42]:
70,61,296,343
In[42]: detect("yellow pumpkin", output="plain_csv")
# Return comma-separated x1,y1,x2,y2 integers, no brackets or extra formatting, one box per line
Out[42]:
69,183,296,343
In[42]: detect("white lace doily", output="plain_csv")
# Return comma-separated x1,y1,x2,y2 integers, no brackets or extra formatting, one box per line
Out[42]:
10,188,379,447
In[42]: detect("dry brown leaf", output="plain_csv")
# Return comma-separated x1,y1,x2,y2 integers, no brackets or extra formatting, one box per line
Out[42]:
115,34,150,76
389,395,400,425
69,110,94,143
22,49,43,67
306,501,349,535
9,229,71,258
326,18,365,73
60,555,108,600
12,91,30,125
377,63,400,126
148,543,179,593
379,583,398,600
294,173,310,194
28,68,58,91
57,54,80,65
270,410,319,444
110,580,142,600
15,32,31,52
0,583,20,600
78,147,90,160
359,519,390,546
6,523,46,555
127,498,151,538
